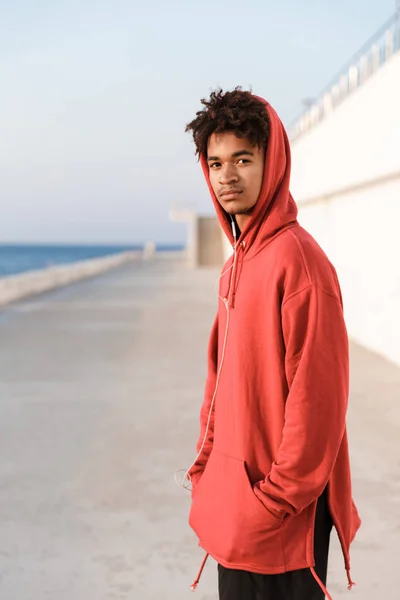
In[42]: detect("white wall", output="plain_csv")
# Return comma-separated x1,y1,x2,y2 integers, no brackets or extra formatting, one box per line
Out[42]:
291,51,400,366
291,51,400,201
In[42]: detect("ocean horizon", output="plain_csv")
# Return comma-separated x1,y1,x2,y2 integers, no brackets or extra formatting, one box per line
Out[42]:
0,243,185,278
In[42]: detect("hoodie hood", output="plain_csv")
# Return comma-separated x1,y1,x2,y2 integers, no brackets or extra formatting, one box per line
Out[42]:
200,96,298,258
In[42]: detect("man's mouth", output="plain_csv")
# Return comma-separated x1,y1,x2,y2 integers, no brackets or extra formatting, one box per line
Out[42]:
220,190,243,201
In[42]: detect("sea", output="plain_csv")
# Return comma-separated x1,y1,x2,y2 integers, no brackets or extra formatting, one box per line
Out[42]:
0,243,184,278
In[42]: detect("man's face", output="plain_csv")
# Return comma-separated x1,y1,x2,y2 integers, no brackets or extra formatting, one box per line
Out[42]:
206,132,264,226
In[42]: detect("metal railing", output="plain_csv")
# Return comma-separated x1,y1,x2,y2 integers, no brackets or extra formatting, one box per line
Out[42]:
290,12,400,141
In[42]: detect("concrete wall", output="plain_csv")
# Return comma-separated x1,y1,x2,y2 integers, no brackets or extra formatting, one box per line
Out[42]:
0,252,140,307
186,215,225,267
291,51,400,366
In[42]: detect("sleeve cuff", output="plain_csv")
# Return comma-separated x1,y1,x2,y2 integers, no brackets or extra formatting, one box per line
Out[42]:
253,482,286,522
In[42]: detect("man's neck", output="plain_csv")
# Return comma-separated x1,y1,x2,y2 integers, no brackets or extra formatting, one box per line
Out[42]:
235,213,252,233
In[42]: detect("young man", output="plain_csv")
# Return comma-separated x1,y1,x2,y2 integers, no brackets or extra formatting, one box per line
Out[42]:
184,89,361,600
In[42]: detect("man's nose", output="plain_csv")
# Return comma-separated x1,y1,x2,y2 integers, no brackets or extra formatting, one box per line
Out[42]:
219,164,239,185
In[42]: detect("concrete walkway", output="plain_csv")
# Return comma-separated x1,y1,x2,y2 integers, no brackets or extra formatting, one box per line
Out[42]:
0,256,399,599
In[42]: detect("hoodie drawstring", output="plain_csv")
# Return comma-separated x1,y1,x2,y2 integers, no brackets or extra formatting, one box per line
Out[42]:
310,567,333,600
346,568,356,590
191,557,355,596
310,565,356,598
191,552,209,591
229,240,245,309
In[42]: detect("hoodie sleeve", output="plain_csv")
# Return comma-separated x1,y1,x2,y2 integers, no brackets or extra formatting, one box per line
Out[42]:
188,314,219,488
254,283,349,518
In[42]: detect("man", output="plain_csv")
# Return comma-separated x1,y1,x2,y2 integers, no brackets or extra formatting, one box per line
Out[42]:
184,88,361,600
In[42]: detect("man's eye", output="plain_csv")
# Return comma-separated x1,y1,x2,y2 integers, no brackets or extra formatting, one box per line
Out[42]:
238,159,249,164
210,162,221,168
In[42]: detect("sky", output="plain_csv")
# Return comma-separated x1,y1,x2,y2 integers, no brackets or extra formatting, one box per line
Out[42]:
0,0,396,245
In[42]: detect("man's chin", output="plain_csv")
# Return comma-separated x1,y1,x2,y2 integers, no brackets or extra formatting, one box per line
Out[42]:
218,198,255,216
219,201,244,214
223,205,236,215
229,206,254,217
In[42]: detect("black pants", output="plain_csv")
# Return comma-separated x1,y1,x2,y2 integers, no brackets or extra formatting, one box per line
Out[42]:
218,489,333,600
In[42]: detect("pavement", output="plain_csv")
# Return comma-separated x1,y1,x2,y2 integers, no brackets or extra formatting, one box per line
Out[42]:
0,255,399,599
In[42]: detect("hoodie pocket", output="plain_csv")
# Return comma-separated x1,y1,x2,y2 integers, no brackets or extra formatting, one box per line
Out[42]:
189,449,284,568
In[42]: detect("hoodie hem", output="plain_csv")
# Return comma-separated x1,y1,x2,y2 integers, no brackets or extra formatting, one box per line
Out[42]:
199,542,312,574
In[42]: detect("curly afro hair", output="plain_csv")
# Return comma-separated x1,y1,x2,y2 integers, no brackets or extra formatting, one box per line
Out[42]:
185,87,270,157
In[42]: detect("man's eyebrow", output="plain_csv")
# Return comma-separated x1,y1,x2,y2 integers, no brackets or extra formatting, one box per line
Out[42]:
207,149,255,162
232,149,254,158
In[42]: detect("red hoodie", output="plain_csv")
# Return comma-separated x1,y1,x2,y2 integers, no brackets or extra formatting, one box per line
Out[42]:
187,98,361,594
